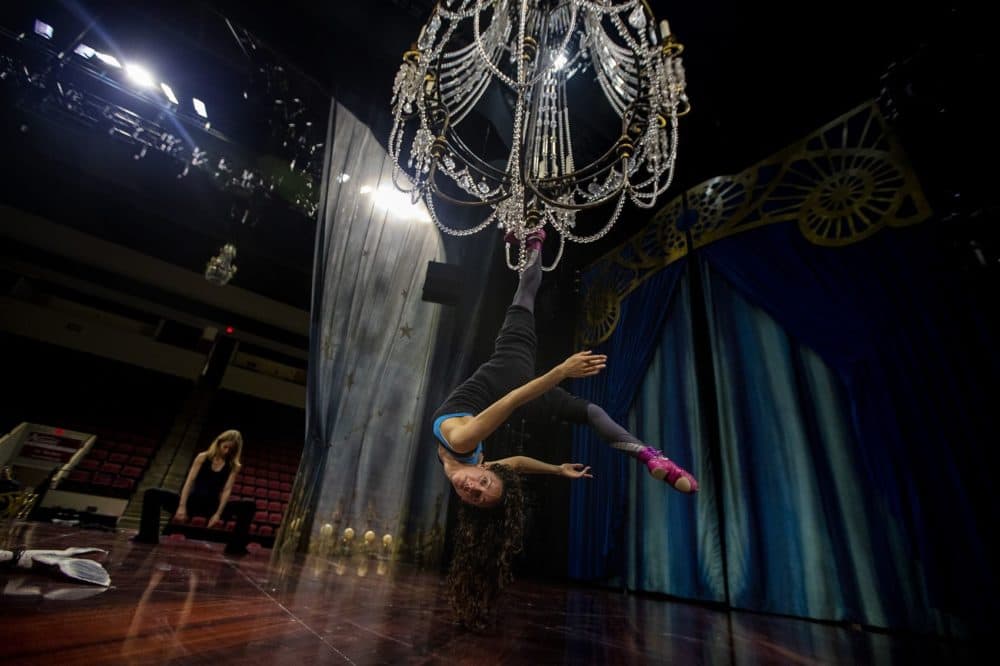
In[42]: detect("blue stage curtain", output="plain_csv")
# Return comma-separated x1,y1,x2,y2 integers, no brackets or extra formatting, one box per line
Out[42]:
626,268,725,603
570,221,998,635
701,223,997,632
567,264,685,580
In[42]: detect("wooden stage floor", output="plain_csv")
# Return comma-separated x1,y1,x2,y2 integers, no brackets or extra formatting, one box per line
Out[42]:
0,520,978,664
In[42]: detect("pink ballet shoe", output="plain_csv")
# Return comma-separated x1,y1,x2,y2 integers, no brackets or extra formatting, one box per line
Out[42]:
637,446,698,493
503,228,546,250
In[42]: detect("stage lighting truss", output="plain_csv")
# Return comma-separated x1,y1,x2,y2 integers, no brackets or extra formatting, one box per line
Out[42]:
0,25,323,221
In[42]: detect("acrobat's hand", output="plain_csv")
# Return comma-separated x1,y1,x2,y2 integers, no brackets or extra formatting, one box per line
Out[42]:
0,547,110,586
559,463,593,479
559,351,607,378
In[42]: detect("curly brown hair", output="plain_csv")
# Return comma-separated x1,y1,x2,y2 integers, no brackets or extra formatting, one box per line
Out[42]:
445,463,525,629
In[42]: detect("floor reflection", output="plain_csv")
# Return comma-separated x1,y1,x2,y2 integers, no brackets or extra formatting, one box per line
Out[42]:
0,520,981,665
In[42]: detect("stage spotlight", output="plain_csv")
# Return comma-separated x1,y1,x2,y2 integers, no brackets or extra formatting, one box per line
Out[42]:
33,20,54,40
160,82,179,104
95,51,121,68
73,44,95,59
371,185,431,222
192,97,208,118
124,63,155,88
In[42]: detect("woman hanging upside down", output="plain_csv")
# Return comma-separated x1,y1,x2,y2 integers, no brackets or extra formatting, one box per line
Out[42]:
432,229,697,628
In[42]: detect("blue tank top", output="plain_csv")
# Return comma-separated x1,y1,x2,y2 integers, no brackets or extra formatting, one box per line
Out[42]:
432,412,482,465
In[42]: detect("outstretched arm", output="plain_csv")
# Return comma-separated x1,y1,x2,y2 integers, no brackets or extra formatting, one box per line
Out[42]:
443,351,607,453
489,455,593,479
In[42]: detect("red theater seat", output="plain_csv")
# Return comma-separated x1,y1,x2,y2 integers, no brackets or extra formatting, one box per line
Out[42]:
68,470,91,482
108,453,129,464
101,462,122,475
112,477,135,491
91,472,113,486
79,459,99,471
121,466,142,478
258,526,273,537
190,516,207,527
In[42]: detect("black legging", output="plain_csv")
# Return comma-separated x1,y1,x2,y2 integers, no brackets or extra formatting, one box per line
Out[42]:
434,254,644,445
135,488,255,552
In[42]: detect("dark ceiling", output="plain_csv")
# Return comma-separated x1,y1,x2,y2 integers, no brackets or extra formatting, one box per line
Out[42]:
2,0,953,311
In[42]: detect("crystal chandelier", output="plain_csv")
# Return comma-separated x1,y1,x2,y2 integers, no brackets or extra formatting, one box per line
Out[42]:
390,0,688,271
205,244,238,286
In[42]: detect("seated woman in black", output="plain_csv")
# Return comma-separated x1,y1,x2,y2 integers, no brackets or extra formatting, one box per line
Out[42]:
132,429,255,555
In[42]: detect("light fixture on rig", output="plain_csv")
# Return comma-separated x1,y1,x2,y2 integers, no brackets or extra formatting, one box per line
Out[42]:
205,243,239,286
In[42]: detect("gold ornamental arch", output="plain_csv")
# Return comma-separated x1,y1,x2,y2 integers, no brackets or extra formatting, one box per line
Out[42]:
577,102,932,348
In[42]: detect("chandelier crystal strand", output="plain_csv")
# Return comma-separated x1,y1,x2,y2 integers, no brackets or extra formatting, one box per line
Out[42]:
390,0,688,272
